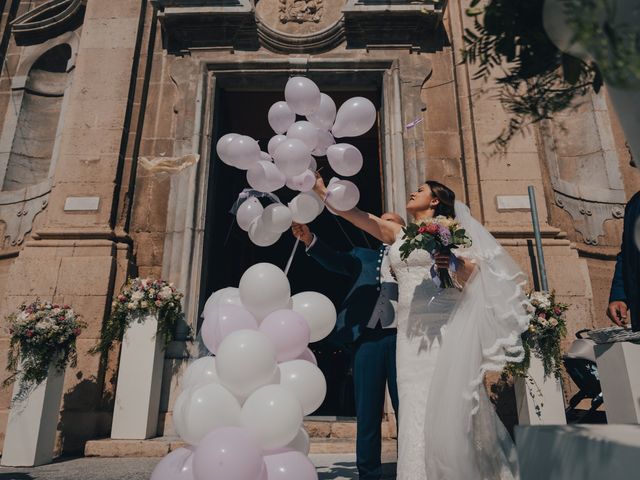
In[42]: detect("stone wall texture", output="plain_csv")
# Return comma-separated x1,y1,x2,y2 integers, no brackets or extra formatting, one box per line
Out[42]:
0,0,637,453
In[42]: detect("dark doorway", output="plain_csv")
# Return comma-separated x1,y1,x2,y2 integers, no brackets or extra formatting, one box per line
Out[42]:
200,80,384,417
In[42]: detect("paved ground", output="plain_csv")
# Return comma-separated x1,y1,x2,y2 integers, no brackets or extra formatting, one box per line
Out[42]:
0,454,397,479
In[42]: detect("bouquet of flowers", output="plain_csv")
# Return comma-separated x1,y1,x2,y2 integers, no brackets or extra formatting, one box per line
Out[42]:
399,216,472,288
91,277,184,355
3,300,86,396
504,291,568,380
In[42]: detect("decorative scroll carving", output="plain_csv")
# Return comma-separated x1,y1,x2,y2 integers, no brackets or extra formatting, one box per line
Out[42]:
0,189,50,246
279,0,323,23
11,0,85,45
554,193,625,246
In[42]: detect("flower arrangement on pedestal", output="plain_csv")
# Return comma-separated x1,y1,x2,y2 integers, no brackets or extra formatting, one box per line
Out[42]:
504,291,569,380
3,300,86,397
91,277,184,355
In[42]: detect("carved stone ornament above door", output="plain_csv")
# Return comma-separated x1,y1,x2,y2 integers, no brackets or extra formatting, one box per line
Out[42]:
11,0,86,46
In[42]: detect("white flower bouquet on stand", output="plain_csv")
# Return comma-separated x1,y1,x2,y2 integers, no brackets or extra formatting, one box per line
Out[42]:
92,278,184,440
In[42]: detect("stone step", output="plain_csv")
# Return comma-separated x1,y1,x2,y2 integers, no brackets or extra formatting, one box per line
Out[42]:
84,436,398,458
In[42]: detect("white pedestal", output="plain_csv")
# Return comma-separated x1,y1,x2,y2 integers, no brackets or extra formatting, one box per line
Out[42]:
594,341,640,424
1,363,65,466
515,424,640,480
514,355,566,425
110,313,165,439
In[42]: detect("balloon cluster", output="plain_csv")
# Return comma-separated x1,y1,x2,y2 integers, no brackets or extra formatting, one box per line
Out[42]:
151,263,337,480
218,76,376,246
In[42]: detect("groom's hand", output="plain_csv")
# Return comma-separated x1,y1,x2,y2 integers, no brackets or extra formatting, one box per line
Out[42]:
292,223,314,247
607,300,629,327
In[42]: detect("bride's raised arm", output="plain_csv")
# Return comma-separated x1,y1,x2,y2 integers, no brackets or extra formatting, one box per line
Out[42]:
313,174,401,245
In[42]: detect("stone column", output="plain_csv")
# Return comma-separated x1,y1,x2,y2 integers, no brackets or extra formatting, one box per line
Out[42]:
0,0,144,452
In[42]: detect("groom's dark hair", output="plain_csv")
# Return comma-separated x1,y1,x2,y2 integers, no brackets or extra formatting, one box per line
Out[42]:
425,180,456,218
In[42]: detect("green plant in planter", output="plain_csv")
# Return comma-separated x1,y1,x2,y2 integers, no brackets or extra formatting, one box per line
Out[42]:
462,0,639,149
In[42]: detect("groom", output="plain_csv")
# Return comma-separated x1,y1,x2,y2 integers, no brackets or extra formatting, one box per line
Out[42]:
292,214,403,480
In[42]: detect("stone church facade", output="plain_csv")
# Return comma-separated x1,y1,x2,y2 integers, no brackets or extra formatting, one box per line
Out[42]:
0,0,636,454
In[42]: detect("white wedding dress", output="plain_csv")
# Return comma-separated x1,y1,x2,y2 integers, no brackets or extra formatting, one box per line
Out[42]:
389,202,531,480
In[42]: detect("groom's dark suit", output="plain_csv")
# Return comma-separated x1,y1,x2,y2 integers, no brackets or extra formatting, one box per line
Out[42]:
609,191,640,331
307,236,399,480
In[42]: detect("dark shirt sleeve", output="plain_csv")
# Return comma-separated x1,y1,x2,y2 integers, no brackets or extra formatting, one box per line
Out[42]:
609,251,627,303
307,237,357,277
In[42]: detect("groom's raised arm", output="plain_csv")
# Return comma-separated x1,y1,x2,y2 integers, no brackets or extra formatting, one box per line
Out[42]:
291,223,357,277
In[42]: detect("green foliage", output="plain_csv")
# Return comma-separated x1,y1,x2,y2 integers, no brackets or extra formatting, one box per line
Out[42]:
90,277,186,356
503,291,569,380
3,300,86,401
462,0,638,149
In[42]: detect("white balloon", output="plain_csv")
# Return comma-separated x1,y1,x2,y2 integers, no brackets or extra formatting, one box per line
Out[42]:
239,263,291,320
308,157,317,172
216,329,279,400
248,218,281,247
247,161,286,193
241,384,303,449
236,197,264,231
291,291,337,342
286,170,316,192
306,93,336,131
279,360,327,415
286,121,319,152
268,101,296,135
216,133,241,166
287,428,311,456
326,143,363,177
262,203,293,233
172,387,194,441
274,139,313,177
268,134,287,157
288,193,322,223
150,446,195,480
176,383,241,445
284,76,321,116
325,179,360,211
332,97,377,138
312,129,336,157
181,356,219,390
260,151,272,162
308,191,325,216
226,135,261,170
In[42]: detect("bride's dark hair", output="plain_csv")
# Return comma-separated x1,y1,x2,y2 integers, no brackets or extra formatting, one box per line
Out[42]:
425,180,456,218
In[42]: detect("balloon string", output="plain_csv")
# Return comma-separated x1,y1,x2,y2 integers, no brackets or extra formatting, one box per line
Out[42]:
284,238,300,276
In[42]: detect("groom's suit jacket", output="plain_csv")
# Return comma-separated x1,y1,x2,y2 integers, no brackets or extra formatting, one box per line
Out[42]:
307,237,395,346
609,191,640,331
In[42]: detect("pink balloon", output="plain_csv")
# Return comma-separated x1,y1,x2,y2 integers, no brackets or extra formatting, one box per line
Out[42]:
193,427,266,480
264,450,318,480
201,305,258,355
151,447,195,480
259,309,310,362
296,348,318,366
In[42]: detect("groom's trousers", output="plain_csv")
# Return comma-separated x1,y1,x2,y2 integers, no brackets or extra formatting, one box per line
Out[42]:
353,326,399,480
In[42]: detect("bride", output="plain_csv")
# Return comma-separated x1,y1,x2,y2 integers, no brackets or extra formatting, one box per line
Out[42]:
314,178,531,479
